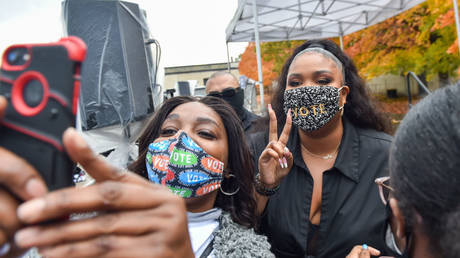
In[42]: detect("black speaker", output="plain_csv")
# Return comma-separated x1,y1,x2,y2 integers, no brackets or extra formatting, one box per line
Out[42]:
62,0,155,130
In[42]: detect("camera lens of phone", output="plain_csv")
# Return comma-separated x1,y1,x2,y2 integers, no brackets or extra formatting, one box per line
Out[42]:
23,79,44,107
6,48,28,66
7,51,18,64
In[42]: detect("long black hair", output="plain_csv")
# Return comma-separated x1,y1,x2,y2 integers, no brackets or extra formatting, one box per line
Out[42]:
129,96,258,228
390,82,460,258
269,39,391,133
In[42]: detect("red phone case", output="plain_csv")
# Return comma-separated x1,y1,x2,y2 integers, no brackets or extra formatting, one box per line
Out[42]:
0,37,87,191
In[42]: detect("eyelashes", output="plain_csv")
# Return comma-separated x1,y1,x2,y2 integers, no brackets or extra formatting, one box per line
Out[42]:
287,78,332,87
159,128,216,140
160,128,177,137
288,80,301,87
317,78,332,84
198,131,216,139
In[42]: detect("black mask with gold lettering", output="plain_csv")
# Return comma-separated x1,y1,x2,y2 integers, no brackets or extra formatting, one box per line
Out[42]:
284,86,343,131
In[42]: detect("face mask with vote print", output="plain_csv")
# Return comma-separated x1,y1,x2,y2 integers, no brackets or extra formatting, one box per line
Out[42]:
145,131,224,198
284,86,344,132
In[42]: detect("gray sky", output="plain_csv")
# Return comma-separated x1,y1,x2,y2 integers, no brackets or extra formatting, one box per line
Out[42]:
0,0,248,73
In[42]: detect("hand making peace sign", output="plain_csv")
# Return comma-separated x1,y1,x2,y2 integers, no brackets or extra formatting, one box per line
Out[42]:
257,104,293,188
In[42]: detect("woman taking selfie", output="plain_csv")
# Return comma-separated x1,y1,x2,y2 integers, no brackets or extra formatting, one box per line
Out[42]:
129,96,274,257
250,39,392,257
3,96,273,258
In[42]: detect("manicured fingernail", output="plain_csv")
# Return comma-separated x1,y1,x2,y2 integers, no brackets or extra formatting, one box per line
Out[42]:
25,178,47,197
268,104,272,110
15,227,39,247
283,157,288,168
287,108,291,116
278,158,284,168
17,198,45,222
284,146,289,154
362,244,368,250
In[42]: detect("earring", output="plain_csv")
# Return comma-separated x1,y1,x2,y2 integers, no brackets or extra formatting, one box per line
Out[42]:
220,174,240,196
339,105,344,116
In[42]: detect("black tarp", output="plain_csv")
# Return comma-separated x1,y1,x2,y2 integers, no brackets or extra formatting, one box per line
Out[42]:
63,0,155,131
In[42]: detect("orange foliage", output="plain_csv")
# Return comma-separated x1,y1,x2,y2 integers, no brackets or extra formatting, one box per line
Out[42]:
432,8,454,31
238,43,278,86
447,38,459,54
239,0,460,83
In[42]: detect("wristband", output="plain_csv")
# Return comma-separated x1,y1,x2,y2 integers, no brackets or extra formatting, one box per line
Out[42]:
254,173,280,196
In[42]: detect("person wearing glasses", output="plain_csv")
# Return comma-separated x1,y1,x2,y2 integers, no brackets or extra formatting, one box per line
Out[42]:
249,39,393,257
206,71,259,135
348,82,460,258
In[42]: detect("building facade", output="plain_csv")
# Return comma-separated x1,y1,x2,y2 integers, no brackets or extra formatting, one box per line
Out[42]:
164,62,240,90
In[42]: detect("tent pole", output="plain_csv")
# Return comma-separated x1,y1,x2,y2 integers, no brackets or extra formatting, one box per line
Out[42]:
339,35,344,50
338,22,344,50
453,0,460,55
251,0,265,109
226,42,231,72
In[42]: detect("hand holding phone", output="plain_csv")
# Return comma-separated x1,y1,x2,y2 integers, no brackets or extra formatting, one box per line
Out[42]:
0,37,87,191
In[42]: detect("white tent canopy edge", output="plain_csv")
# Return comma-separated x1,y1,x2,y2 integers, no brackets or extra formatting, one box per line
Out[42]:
225,0,435,110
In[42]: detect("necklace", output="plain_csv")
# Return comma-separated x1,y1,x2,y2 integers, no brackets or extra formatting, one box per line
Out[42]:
302,141,341,160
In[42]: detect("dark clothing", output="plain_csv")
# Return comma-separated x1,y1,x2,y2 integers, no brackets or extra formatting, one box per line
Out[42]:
248,119,392,258
241,107,259,136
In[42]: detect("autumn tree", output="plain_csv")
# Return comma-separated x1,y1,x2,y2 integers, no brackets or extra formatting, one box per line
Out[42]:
344,0,459,81
238,42,277,87
239,0,460,84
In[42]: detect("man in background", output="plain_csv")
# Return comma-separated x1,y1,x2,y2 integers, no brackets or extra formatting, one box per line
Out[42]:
206,71,259,135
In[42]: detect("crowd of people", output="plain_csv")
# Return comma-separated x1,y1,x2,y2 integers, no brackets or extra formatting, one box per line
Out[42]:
0,38,459,258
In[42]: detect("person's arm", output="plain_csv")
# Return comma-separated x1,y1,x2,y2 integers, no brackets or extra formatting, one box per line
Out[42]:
254,105,293,215
14,128,194,258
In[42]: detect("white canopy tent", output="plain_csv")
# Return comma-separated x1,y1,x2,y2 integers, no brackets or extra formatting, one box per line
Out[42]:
226,0,428,108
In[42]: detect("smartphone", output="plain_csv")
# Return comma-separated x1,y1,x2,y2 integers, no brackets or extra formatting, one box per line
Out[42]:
0,37,87,191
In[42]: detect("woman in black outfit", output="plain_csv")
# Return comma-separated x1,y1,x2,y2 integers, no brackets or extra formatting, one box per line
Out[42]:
250,39,392,257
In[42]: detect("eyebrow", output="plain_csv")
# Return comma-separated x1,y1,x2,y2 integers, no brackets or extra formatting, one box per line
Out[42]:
313,70,333,75
165,113,179,120
287,73,302,78
196,117,218,126
165,113,219,127
287,70,333,78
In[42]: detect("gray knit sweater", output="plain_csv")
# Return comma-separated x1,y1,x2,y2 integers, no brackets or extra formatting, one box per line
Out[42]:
21,212,274,258
212,212,274,258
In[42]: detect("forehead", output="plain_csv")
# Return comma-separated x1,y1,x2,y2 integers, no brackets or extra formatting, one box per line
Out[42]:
288,52,341,76
206,74,239,92
167,102,224,127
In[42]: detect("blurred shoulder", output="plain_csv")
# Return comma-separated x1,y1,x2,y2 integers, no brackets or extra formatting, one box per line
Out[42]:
356,126,393,151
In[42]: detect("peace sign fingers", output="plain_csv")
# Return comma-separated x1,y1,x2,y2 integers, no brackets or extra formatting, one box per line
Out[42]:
268,104,292,145
279,109,292,146
268,104,278,142
257,105,293,187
